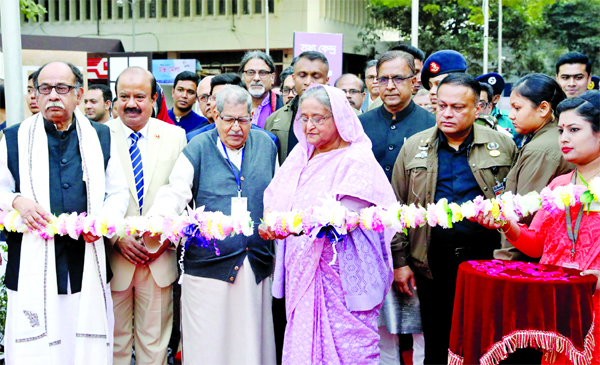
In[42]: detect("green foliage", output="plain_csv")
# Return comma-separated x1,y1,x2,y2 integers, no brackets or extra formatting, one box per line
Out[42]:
20,0,47,21
542,0,600,72
362,0,599,80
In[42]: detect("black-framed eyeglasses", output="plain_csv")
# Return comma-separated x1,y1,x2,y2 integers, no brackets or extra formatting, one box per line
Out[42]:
198,94,210,102
220,115,252,125
243,70,272,79
299,114,332,126
479,101,490,109
342,88,362,95
37,84,76,95
282,87,296,95
377,75,414,86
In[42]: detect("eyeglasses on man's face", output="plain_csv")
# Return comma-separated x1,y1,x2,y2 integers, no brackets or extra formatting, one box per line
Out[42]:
198,94,210,102
37,84,76,95
377,74,414,86
220,115,252,125
341,88,362,96
282,87,296,95
243,70,272,79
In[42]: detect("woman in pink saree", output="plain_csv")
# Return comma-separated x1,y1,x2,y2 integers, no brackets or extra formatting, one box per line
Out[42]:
478,90,600,364
260,85,397,364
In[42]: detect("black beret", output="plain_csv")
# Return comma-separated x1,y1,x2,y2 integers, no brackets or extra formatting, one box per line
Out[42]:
477,73,505,96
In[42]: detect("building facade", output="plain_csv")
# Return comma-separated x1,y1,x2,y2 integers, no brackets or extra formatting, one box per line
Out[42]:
21,0,398,77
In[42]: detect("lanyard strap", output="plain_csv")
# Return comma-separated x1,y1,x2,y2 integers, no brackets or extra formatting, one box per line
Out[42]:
565,172,585,260
220,140,244,197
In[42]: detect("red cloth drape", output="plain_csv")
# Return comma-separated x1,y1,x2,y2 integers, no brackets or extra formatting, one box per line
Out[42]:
449,260,596,365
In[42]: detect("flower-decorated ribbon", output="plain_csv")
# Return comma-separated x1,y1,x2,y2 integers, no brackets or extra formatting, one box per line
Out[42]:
1,177,598,246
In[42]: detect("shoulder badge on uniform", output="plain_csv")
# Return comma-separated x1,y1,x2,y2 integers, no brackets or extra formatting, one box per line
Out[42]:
486,142,499,150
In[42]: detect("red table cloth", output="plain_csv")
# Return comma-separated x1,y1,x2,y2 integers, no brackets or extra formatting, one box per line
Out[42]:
448,260,597,365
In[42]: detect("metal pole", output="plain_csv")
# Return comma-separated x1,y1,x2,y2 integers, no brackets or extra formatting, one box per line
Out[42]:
0,0,25,127
132,0,136,52
498,0,502,75
483,0,489,74
265,0,269,55
411,0,418,47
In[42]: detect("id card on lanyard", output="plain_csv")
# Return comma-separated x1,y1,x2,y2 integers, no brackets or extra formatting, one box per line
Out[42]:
221,141,248,216
563,173,583,270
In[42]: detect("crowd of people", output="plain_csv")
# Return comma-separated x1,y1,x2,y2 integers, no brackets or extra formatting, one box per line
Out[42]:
0,43,598,365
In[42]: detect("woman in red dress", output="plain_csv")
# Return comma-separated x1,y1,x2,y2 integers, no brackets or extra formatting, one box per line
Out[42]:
478,90,600,364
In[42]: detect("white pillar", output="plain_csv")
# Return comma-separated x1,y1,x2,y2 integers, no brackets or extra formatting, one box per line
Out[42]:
498,0,502,75
411,0,419,47
0,0,25,127
483,0,489,74
265,0,269,55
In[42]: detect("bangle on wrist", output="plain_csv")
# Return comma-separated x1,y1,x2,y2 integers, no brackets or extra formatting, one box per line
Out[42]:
497,223,512,235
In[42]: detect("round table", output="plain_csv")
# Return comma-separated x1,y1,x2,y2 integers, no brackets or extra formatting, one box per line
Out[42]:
448,259,597,365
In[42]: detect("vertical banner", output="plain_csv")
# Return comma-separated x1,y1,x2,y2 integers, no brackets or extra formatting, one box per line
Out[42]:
293,32,343,86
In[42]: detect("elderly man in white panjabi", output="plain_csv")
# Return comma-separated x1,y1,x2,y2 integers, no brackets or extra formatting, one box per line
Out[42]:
0,61,128,364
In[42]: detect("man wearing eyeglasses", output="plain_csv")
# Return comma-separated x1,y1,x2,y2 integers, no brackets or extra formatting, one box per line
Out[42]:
264,51,330,164
146,85,277,363
359,51,436,181
362,60,380,111
334,73,365,114
279,66,296,105
0,61,129,363
239,51,283,129
196,75,214,121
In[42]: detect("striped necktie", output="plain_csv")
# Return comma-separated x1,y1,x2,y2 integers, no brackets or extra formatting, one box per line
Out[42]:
129,132,144,214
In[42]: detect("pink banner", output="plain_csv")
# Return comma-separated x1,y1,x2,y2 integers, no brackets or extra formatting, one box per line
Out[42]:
293,32,343,86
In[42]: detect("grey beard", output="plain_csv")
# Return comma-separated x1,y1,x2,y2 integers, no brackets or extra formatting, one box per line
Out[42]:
249,86,266,98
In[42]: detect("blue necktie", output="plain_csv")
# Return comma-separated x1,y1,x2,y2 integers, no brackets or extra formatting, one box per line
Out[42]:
129,132,144,214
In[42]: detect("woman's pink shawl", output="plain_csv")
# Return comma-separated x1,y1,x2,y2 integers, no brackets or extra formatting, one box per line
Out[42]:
263,84,397,311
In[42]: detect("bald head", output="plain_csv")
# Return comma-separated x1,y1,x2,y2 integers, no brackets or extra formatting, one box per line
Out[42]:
115,67,158,131
334,73,365,111
35,61,84,128
115,67,156,98
197,76,214,120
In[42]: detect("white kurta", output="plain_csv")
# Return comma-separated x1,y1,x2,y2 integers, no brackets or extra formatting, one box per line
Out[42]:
180,257,276,365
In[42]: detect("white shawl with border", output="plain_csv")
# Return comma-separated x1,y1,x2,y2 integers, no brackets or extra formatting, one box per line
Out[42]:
12,109,111,364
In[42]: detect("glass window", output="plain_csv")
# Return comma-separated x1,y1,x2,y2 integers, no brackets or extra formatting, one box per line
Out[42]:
218,0,225,15
139,0,146,18
106,0,112,19
242,0,249,14
268,0,274,13
196,0,202,15
173,0,179,16
184,0,191,16
54,0,59,21
254,0,261,14
232,0,238,15
75,0,81,20
149,0,157,18
85,0,91,20
207,0,214,15
161,0,168,17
